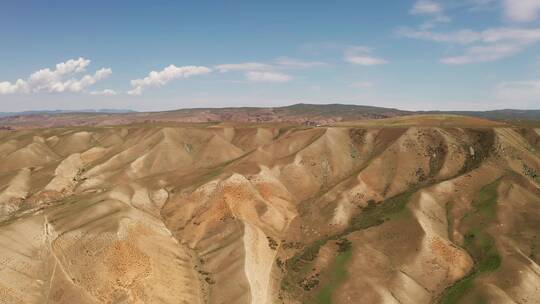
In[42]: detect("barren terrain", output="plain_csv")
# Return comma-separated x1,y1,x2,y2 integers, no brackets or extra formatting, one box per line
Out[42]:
0,114,539,303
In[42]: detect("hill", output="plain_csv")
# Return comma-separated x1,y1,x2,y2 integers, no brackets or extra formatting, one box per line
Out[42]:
1,103,538,129
0,115,538,303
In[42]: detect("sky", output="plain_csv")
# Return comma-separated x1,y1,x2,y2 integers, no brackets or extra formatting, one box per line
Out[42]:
1,0,540,112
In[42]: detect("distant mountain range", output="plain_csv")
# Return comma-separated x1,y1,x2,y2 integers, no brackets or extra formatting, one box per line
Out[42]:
0,103,538,128
434,109,540,121
0,109,136,118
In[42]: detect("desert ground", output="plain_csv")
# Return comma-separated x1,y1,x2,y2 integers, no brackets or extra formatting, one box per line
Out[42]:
0,114,538,304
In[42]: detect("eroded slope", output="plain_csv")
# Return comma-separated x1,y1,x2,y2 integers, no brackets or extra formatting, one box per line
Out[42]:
0,119,538,304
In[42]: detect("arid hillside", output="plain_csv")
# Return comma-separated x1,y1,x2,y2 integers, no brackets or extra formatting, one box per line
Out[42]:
1,103,538,130
0,115,539,304
0,104,407,129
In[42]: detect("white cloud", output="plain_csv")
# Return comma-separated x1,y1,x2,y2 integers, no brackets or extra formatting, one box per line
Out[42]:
50,68,112,93
420,16,451,30
397,28,481,44
214,62,273,73
274,57,326,68
483,27,540,44
441,43,522,64
127,86,143,96
215,58,323,84
216,58,326,73
0,79,27,94
245,71,292,83
409,0,450,29
128,65,211,95
349,81,374,88
0,58,111,95
344,46,388,66
90,89,117,96
398,27,540,64
410,0,443,15
494,80,540,106
398,27,540,44
347,57,388,66
504,0,540,22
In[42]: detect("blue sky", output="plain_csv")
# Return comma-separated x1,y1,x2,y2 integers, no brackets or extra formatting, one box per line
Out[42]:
1,0,540,111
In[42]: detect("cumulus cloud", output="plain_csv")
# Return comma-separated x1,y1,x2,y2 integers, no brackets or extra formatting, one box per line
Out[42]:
0,80,28,95
128,65,211,95
245,71,291,83
90,89,117,96
398,27,540,64
344,47,388,66
0,58,111,94
504,0,540,22
49,68,112,93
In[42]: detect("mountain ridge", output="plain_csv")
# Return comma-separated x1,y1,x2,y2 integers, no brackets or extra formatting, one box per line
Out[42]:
0,103,538,129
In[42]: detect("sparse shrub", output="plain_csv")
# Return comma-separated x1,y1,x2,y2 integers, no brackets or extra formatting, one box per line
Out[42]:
267,236,278,250
415,167,427,182
184,143,193,153
276,258,284,269
299,273,320,291
336,238,351,253
523,163,538,180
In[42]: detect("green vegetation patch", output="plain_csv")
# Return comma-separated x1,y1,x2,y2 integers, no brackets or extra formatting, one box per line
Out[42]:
464,229,501,273
472,180,499,219
348,191,413,232
439,274,475,304
282,190,415,302
459,130,495,175
315,248,353,304
438,179,502,304
286,239,326,273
